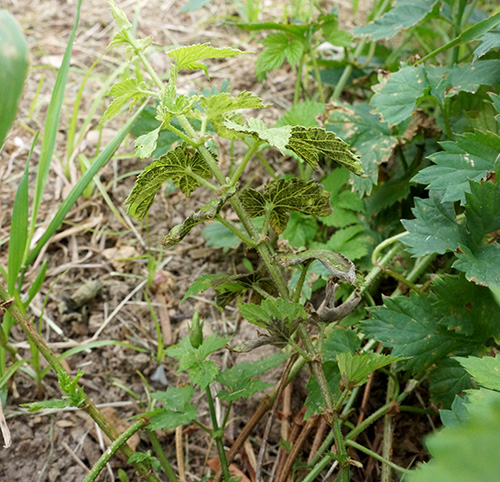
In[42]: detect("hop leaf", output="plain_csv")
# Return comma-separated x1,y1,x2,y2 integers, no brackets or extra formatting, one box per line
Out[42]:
239,178,332,234
125,144,212,219
286,126,363,174
166,43,250,78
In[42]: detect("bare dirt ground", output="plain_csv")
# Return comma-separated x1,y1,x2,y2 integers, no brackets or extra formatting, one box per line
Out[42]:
0,1,431,481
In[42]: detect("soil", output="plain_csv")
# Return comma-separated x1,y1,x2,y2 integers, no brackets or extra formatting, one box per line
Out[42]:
0,1,433,481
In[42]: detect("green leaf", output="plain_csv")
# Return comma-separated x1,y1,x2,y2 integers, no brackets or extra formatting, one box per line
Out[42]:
362,276,500,374
126,144,212,219
278,248,357,285
281,212,318,247
408,390,500,482
202,221,242,251
370,65,430,127
400,194,461,257
278,101,325,127
354,0,438,40
133,125,162,159
321,328,361,362
454,244,500,289
148,385,198,430
166,43,249,77
200,92,268,121
327,103,397,195
239,178,332,234
319,14,352,47
457,355,500,392
238,298,308,329
463,177,500,247
321,224,369,261
255,33,304,80
109,0,131,32
441,60,500,98
429,358,473,408
223,117,292,154
214,272,275,309
490,92,500,121
103,78,147,121
181,274,229,303
216,353,288,401
286,126,362,174
413,131,500,203
166,334,230,389
304,361,341,419
337,352,401,386
160,194,233,248
440,393,469,428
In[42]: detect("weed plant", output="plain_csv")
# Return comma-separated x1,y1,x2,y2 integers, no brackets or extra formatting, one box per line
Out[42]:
1,0,500,481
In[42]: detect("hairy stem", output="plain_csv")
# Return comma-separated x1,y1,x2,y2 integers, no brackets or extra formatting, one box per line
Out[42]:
205,386,231,482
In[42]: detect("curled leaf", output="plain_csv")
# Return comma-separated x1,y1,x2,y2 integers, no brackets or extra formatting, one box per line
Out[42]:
278,249,357,285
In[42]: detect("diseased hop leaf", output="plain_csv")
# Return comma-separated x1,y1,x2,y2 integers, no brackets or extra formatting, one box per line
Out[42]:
278,249,357,285
125,144,212,219
286,126,363,175
166,43,250,78
238,298,308,330
161,192,235,248
223,117,292,153
239,178,332,234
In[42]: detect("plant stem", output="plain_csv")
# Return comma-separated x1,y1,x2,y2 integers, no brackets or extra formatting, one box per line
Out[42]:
296,324,349,479
292,262,312,303
83,419,148,482
229,140,259,187
215,215,257,247
345,440,410,475
148,430,179,482
294,56,305,104
310,47,325,103
205,386,231,482
381,364,396,482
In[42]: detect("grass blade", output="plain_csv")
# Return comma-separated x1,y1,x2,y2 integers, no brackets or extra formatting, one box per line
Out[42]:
27,0,82,245
7,133,38,294
25,103,146,266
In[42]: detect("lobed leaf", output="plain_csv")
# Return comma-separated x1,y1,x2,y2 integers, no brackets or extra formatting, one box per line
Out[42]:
286,126,363,174
362,276,500,375
457,355,500,392
453,244,500,289
148,385,197,430
166,43,249,77
181,274,229,303
239,178,332,234
400,194,461,257
125,144,212,219
370,65,430,127
354,0,438,40
103,78,147,121
412,131,500,204
337,352,401,386
238,298,308,329
408,390,500,482
327,102,397,195
223,117,292,153
216,353,288,402
255,32,304,79
200,91,269,121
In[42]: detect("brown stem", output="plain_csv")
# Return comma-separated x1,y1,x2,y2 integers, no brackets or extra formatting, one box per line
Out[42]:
276,412,318,482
